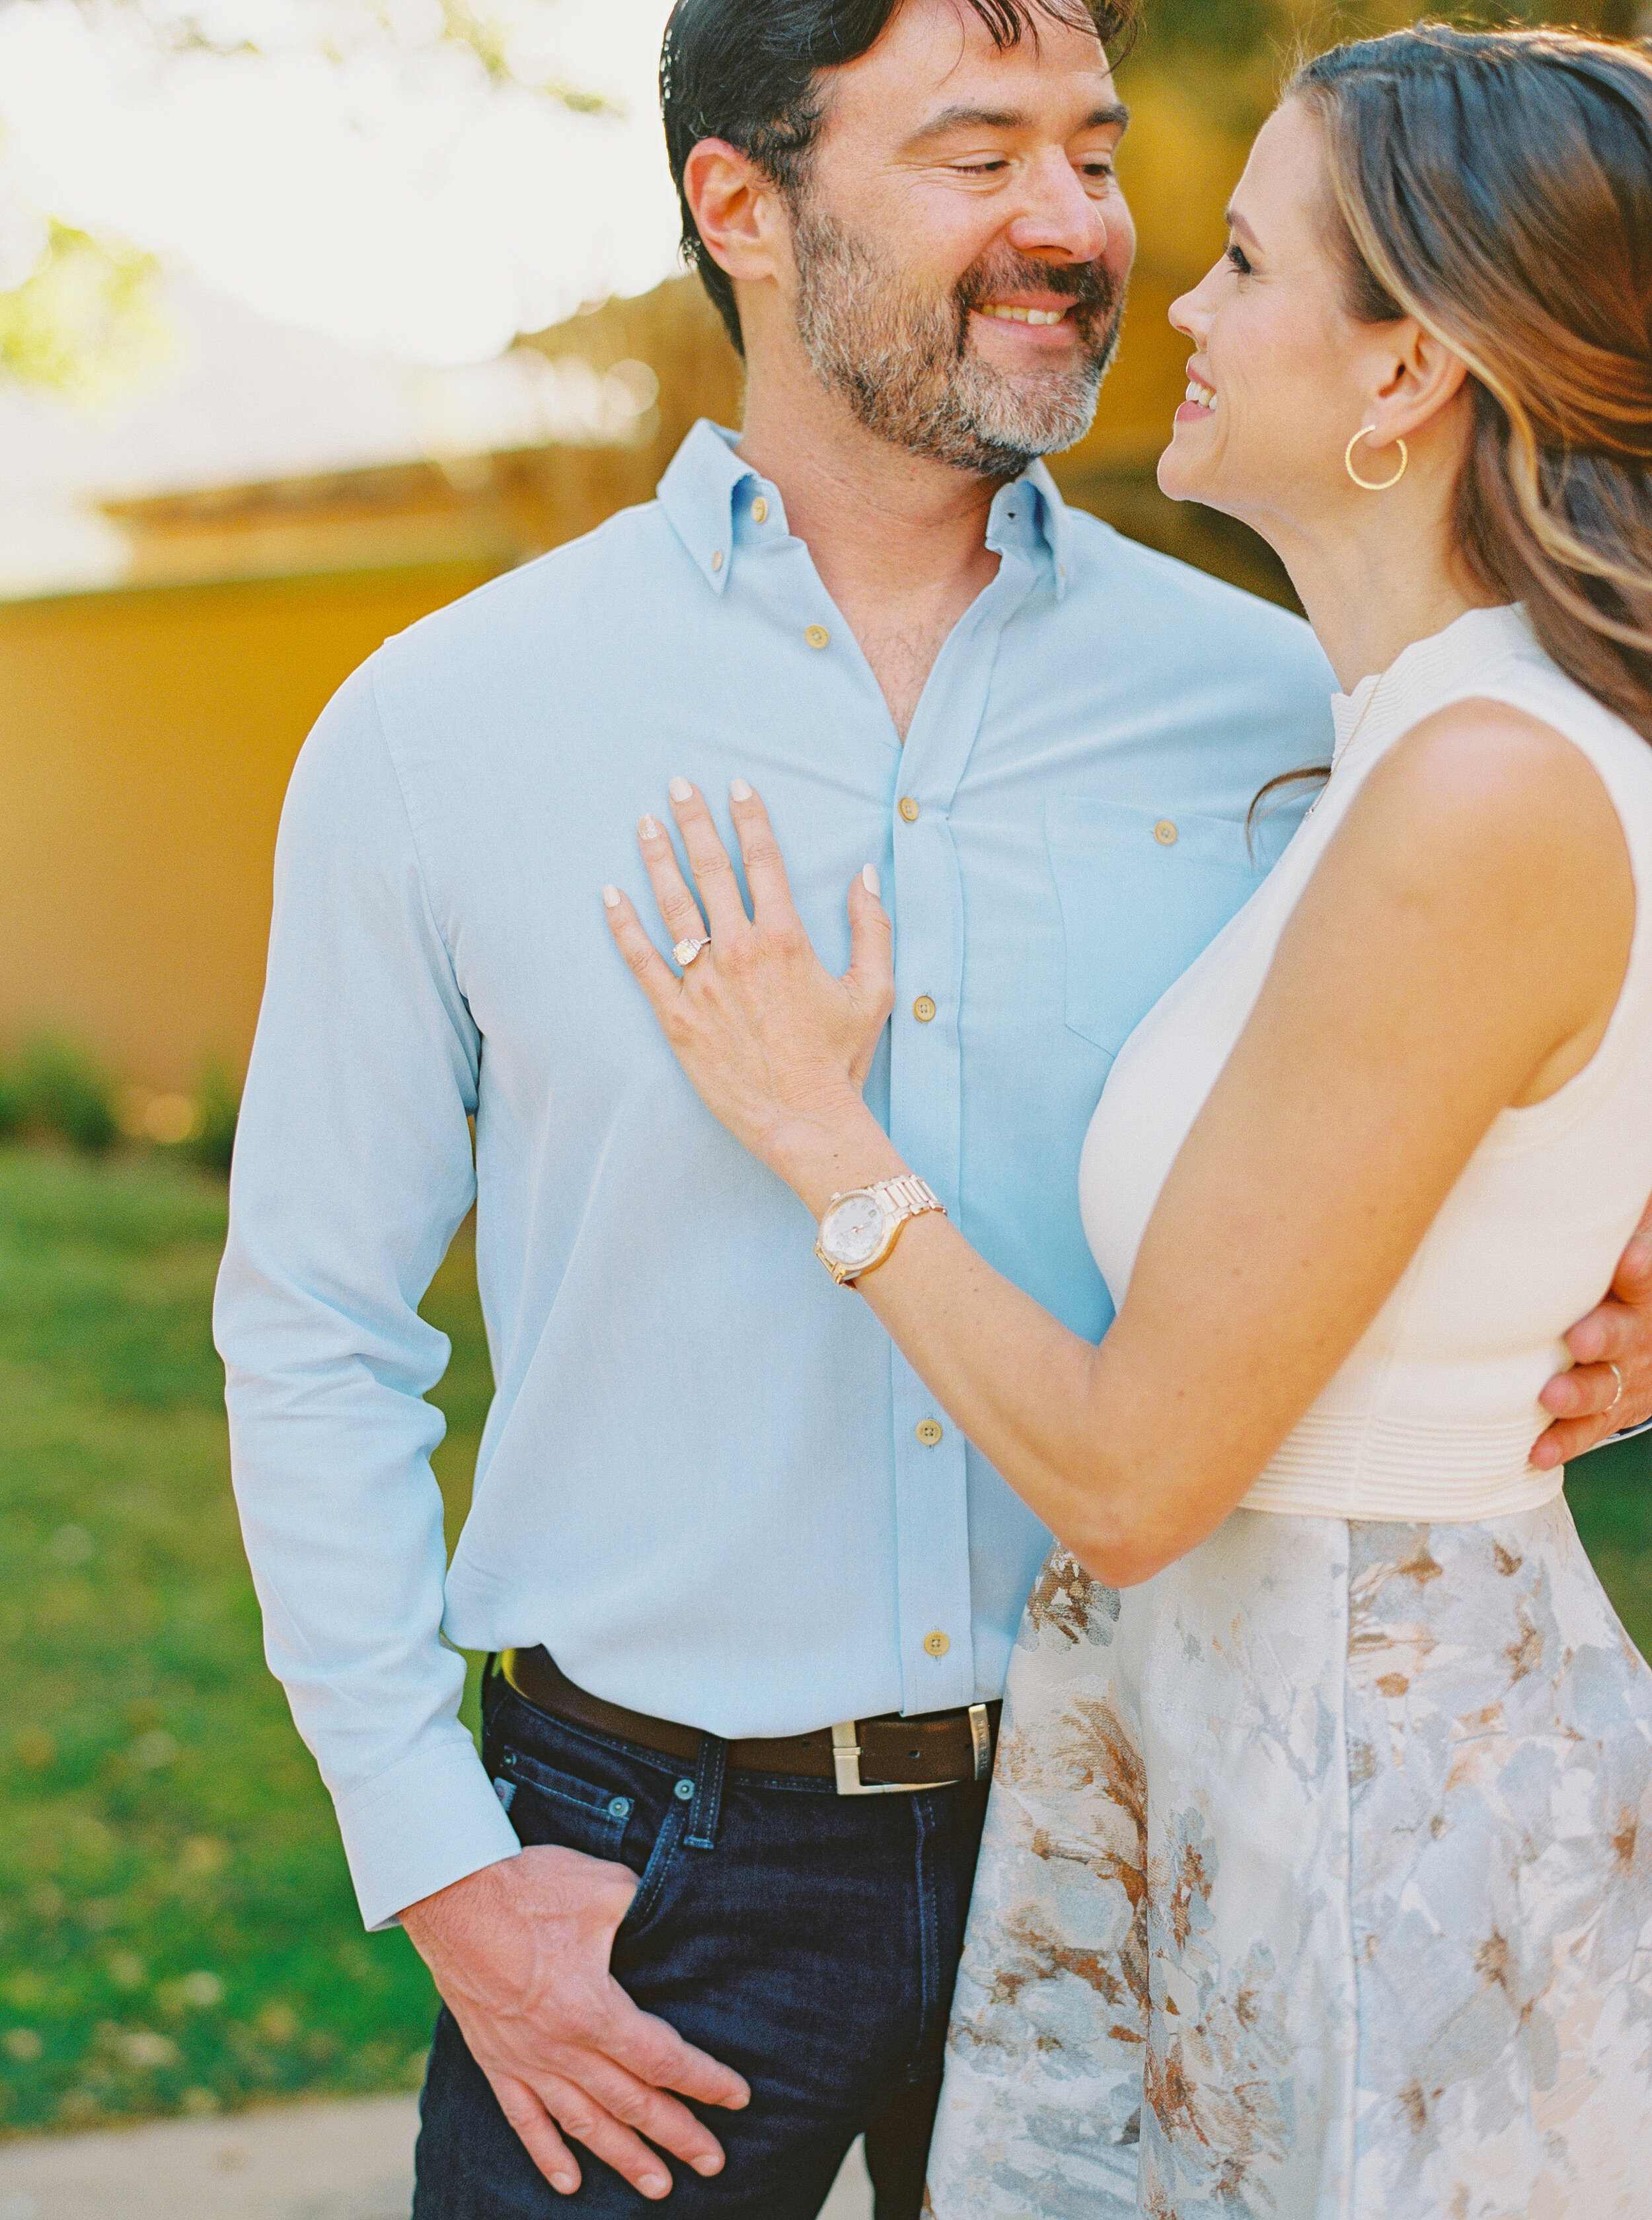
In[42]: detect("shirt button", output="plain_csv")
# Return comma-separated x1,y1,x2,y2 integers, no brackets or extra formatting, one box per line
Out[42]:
805,624,830,649
752,496,769,524
898,797,920,823
673,1777,695,1800
913,995,936,1023
923,1630,951,1658
711,549,724,572
608,1796,632,1820
916,1418,944,1446
1154,819,1178,846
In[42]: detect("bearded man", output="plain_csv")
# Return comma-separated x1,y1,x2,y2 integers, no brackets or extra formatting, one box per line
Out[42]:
214,0,1652,2213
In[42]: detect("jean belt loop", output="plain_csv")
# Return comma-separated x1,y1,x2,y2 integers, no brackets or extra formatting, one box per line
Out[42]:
685,1730,726,1851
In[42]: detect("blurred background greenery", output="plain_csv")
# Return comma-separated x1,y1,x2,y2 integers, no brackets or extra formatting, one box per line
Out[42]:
4,0,1652,2145
0,1127,488,2132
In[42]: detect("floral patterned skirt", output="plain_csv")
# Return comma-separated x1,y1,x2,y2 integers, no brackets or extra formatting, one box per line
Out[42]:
925,1499,1652,2218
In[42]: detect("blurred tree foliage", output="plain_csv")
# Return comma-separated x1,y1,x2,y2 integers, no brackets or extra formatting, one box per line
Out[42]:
1,0,614,103
0,0,607,399
1136,0,1645,76
0,219,169,402
44,0,618,105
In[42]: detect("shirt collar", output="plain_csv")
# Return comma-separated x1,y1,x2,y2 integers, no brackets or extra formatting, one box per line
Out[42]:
989,459,1070,601
657,420,763,597
657,418,1071,602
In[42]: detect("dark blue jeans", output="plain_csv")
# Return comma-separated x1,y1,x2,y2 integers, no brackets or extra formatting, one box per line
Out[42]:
413,1667,989,2219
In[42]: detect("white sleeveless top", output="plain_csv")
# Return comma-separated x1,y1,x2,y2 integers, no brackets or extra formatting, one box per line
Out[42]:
1078,604,1652,1521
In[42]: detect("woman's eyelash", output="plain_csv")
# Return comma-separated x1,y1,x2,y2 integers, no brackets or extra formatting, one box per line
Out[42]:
1226,242,1253,275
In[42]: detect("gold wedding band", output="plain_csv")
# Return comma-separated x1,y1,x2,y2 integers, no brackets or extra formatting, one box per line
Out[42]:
1607,1360,1625,1415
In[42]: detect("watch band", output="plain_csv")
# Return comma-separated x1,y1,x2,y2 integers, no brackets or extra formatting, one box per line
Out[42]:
874,1174,944,1222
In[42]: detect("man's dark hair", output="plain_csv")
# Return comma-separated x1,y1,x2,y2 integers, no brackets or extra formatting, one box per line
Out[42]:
660,0,1137,355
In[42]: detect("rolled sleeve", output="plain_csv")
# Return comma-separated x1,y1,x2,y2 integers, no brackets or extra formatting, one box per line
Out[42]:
214,659,519,1929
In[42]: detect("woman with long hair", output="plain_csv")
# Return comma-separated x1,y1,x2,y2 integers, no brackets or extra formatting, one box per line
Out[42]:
604,24,1652,2213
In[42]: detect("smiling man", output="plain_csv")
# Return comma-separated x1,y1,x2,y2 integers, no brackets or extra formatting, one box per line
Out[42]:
214,1,1652,2214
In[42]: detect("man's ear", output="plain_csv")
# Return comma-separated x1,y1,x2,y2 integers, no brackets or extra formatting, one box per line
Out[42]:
682,139,789,289
1365,318,1471,449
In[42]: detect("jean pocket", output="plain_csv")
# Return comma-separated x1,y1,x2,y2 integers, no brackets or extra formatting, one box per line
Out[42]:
493,1744,636,1863
613,1800,690,1950
1045,796,1269,1057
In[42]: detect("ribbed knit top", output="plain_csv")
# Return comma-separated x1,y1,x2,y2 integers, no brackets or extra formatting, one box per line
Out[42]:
1079,604,1652,1521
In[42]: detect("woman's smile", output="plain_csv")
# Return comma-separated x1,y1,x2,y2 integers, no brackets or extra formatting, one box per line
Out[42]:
1175,364,1219,425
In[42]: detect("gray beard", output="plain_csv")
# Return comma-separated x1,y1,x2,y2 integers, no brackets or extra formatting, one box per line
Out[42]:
792,207,1124,479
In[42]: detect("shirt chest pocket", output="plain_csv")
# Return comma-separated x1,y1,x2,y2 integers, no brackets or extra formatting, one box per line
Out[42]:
1045,797,1269,1059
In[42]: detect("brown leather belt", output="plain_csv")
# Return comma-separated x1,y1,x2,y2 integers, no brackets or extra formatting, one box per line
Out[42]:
500,1647,998,1794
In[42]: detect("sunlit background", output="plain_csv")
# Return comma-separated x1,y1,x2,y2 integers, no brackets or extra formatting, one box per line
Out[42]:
0,0,685,593
1,0,1650,2203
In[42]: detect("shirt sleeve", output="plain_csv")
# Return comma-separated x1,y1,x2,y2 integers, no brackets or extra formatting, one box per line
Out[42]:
213,658,522,1931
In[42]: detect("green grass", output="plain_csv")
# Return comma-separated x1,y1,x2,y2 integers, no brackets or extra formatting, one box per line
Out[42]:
1563,1431,1652,1659
1,1141,1650,2137
0,1144,490,2135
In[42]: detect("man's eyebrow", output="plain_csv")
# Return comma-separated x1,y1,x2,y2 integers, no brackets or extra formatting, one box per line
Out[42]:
902,98,1130,147
1224,205,1259,246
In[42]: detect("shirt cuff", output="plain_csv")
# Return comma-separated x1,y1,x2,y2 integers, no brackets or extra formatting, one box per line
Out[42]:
1605,1417,1652,1446
335,1732,524,1933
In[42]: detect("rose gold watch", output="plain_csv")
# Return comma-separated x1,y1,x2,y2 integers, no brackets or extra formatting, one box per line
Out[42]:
815,1175,945,1286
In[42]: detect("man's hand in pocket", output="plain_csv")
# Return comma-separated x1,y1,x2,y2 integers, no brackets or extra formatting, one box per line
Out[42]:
402,1846,750,2200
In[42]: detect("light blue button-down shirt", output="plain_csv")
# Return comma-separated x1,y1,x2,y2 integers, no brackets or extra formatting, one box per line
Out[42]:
215,420,1334,1927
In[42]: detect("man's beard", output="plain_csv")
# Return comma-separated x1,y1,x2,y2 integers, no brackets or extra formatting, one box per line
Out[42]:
792,204,1124,478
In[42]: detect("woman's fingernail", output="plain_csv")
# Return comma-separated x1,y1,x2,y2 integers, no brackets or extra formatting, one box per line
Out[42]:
691,2154,723,2177
862,864,880,897
730,777,753,802
669,776,693,803
638,815,663,840
552,2175,578,2196
602,884,621,908
642,2174,671,2198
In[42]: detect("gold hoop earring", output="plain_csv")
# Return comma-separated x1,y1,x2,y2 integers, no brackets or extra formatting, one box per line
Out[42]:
1345,427,1408,491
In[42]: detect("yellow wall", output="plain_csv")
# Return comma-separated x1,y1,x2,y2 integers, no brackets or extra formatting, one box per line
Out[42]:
0,561,500,1092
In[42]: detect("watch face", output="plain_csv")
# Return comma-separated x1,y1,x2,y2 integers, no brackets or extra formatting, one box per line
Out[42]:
823,1191,886,1268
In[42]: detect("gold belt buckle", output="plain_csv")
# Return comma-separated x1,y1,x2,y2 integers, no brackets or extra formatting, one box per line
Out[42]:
829,1703,993,1796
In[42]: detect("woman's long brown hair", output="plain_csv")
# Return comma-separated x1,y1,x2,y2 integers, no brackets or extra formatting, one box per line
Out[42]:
1294,23,1652,741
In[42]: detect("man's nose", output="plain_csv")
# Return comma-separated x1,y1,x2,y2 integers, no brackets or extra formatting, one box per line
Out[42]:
1003,153,1110,265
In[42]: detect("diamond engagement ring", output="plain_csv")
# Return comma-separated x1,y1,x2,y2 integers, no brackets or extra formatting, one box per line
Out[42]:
673,936,710,967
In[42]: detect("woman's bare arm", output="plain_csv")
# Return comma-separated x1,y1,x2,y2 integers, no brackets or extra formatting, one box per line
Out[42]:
605,706,1632,1585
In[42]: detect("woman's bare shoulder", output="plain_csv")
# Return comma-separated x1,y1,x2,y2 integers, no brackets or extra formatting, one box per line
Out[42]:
1333,693,1632,915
